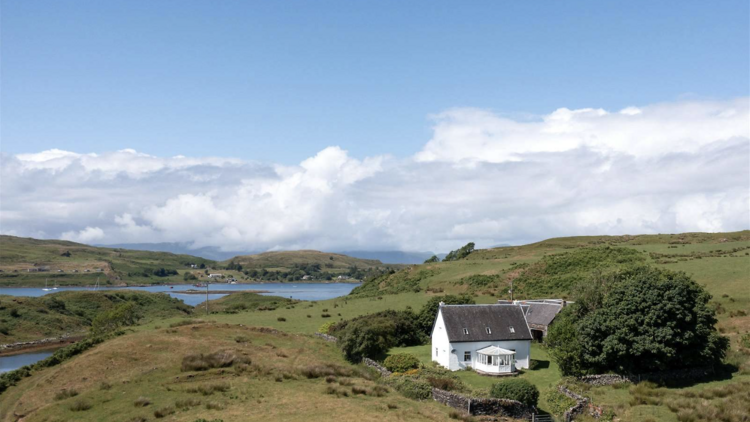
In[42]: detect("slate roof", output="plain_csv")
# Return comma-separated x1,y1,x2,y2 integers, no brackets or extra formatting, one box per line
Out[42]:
523,302,563,327
438,304,532,342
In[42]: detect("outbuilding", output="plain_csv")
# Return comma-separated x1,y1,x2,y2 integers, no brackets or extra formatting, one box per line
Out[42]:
431,303,532,375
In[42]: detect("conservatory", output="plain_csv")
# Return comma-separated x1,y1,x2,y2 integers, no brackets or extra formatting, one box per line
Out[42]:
474,345,516,374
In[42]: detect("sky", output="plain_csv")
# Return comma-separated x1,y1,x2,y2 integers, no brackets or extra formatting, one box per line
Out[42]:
1,1,749,253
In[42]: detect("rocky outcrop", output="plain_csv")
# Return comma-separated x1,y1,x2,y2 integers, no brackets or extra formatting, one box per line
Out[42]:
313,333,338,343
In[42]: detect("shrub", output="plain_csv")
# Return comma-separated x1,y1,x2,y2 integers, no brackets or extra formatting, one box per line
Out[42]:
384,353,421,373
490,379,539,407
740,334,750,349
333,309,425,362
205,401,224,410
351,386,369,395
99,381,112,390
54,388,79,400
134,397,151,407
154,406,176,418
426,377,457,391
187,383,231,396
181,351,236,372
277,317,287,322
389,377,432,400
318,321,335,334
175,398,201,409
69,399,93,411
321,313,331,318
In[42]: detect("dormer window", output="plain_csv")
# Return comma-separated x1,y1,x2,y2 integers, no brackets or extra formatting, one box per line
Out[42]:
463,328,469,335
485,327,491,334
509,326,515,333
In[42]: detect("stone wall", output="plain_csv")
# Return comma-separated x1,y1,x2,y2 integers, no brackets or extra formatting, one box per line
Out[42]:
559,385,589,422
0,333,77,351
431,388,533,419
578,366,715,386
313,333,338,343
362,357,392,377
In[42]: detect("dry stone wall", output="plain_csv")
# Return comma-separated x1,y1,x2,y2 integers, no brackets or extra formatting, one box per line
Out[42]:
431,388,533,419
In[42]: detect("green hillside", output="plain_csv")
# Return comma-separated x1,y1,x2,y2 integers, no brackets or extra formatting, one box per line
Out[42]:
224,250,404,281
0,290,193,343
0,235,217,287
0,322,460,422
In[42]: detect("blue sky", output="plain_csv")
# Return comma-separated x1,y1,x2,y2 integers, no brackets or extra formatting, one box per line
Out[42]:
3,1,748,164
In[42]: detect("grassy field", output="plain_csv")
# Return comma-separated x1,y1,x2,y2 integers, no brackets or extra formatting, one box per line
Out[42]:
0,290,192,344
0,322,463,422
2,230,748,421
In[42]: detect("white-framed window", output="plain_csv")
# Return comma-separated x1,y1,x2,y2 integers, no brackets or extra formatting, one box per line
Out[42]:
463,328,469,335
509,326,515,333
464,351,471,362
485,327,491,334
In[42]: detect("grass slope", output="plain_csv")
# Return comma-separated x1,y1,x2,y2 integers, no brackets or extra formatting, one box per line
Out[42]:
195,292,296,314
0,322,460,422
225,250,392,272
0,290,192,343
0,235,216,287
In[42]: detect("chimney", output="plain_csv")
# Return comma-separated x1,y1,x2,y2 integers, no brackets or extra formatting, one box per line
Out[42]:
439,301,445,307
562,300,567,307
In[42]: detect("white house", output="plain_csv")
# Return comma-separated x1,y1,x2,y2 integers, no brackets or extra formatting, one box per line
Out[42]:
208,273,223,279
431,304,532,375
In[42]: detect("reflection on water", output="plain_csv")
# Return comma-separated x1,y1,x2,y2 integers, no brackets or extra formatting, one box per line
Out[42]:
0,350,54,373
0,283,360,307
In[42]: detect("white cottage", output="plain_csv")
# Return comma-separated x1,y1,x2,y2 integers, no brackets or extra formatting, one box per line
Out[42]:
431,304,532,375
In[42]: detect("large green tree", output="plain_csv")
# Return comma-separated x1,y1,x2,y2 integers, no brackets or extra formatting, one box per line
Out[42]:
549,266,728,375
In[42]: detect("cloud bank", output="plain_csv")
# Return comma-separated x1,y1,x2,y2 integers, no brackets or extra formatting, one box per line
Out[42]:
1,98,748,253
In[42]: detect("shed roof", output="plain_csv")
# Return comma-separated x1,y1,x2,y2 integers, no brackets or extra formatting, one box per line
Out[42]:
523,302,563,327
438,304,532,342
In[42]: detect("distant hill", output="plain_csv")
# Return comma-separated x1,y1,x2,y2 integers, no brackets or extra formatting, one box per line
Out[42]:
336,250,441,264
100,243,438,264
0,235,216,287
224,250,390,271
98,242,254,261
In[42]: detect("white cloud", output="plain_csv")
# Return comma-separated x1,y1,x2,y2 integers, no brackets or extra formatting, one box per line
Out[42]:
1,98,748,252
416,98,749,163
61,226,105,243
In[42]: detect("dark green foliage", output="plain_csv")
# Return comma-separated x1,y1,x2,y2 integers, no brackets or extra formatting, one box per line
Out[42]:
332,310,425,362
443,242,475,262
183,272,198,281
152,268,178,277
490,378,539,407
225,260,243,271
424,255,439,264
578,266,728,374
91,302,140,335
546,306,589,377
417,294,475,335
459,274,500,289
547,266,729,376
388,377,432,400
383,353,421,373
350,268,439,297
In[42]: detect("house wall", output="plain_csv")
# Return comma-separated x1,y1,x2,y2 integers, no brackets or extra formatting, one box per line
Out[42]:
431,309,451,368
448,340,531,371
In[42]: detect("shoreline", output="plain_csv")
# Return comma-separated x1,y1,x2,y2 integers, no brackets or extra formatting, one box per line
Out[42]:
173,289,271,295
0,335,85,357
0,281,361,289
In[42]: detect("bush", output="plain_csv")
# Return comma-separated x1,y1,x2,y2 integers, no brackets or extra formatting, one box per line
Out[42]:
277,317,287,322
134,397,151,407
490,379,539,407
154,406,176,418
333,309,425,362
54,388,79,400
69,399,93,411
181,351,237,371
384,354,421,373
389,377,432,400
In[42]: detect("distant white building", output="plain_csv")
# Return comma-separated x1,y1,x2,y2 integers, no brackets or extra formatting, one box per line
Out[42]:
336,275,350,280
208,273,223,279
302,275,312,280
431,304,532,375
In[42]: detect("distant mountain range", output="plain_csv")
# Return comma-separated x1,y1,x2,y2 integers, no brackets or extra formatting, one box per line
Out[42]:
97,243,442,264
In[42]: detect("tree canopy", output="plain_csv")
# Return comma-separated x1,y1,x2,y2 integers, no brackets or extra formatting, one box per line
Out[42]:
548,266,728,376
442,242,475,262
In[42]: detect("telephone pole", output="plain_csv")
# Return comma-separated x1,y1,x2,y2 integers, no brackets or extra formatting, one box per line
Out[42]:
205,281,209,315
